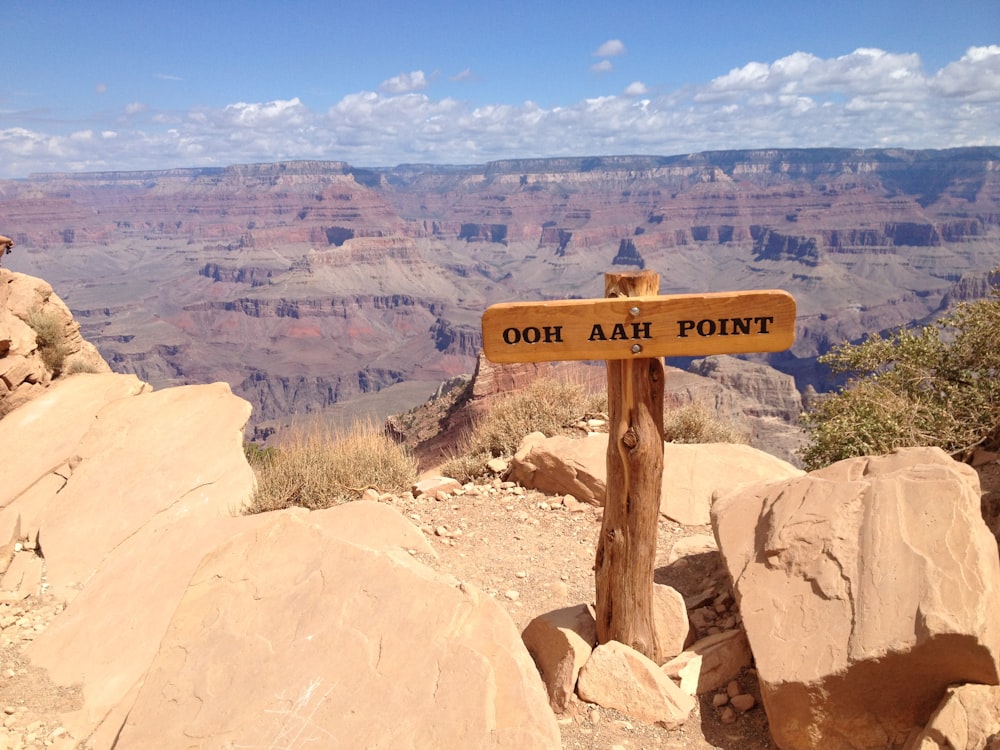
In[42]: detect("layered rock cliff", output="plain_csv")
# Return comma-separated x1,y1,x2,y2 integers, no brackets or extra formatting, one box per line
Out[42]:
3,148,998,430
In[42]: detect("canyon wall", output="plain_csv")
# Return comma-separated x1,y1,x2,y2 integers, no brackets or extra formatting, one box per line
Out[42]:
3,148,999,435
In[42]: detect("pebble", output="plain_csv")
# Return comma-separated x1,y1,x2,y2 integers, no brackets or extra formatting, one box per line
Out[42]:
731,694,756,712
504,590,520,601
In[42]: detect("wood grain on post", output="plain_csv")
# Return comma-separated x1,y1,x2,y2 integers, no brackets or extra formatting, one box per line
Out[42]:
595,270,664,663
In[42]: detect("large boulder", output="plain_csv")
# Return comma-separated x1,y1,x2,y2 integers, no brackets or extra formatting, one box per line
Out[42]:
659,442,803,524
0,373,148,510
19,379,260,743
509,432,802,523
33,381,255,599
111,507,561,750
712,447,1000,749
509,433,607,504
5,362,557,749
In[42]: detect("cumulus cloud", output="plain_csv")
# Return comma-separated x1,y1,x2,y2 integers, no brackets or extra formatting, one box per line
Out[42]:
932,45,1000,100
591,60,614,73
594,39,626,57
0,47,998,177
379,70,428,95
699,48,928,101
220,98,308,128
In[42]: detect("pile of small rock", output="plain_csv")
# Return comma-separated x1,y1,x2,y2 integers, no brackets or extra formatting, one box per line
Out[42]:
0,548,77,750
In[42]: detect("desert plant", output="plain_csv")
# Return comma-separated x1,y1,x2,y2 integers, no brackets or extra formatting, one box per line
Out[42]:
439,376,605,481
243,441,277,466
662,400,748,445
801,286,1000,470
64,359,104,375
25,306,71,376
244,420,418,514
438,449,495,484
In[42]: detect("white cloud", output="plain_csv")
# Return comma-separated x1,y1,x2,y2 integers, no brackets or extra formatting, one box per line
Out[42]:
931,45,1000,100
591,60,614,73
700,48,928,101
220,98,308,128
0,47,997,177
450,68,477,82
594,39,626,57
379,70,428,95
95,83,107,95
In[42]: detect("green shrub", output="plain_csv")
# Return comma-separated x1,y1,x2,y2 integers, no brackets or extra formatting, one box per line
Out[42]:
801,286,1000,470
243,441,277,466
244,420,418,514
25,306,71,376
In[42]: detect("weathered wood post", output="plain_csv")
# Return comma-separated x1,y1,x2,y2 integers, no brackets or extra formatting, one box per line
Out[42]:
595,270,664,662
480,275,796,665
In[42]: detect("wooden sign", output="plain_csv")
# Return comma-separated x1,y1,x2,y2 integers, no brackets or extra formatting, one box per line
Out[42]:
482,289,796,363
481,273,797,664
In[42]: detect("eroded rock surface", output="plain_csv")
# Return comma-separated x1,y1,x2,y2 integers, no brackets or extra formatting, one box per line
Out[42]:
713,447,1000,749
510,432,802,523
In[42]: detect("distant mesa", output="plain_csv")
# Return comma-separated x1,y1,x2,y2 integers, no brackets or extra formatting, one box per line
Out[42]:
1,146,999,433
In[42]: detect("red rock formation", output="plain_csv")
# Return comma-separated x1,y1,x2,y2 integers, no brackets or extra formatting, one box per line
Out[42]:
2,148,999,432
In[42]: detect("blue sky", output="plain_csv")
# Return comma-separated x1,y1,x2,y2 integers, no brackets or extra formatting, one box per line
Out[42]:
1,0,998,177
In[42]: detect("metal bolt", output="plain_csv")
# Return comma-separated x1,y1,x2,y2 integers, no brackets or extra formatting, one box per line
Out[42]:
631,343,642,354
629,306,641,316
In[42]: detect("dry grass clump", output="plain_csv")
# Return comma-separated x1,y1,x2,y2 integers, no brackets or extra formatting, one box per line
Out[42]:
25,306,71,376
662,400,748,445
440,376,605,482
244,420,418,514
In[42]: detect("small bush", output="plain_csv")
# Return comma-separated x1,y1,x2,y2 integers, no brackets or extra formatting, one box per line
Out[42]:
801,284,1000,470
65,359,105,375
438,449,495,484
244,420,418,514
439,376,604,482
243,441,277,466
25,306,71,375
662,400,748,445
472,377,601,456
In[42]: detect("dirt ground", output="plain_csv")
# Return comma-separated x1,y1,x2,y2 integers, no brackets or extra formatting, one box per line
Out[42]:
389,479,777,750
2,461,999,750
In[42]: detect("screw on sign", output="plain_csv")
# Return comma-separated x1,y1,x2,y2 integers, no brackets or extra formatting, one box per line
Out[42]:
481,270,796,663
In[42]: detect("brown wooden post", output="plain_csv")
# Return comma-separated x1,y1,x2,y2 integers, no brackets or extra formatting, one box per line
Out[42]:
480,277,795,661
594,270,665,663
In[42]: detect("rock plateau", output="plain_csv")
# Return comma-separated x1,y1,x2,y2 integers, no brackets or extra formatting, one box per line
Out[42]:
3,149,999,436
